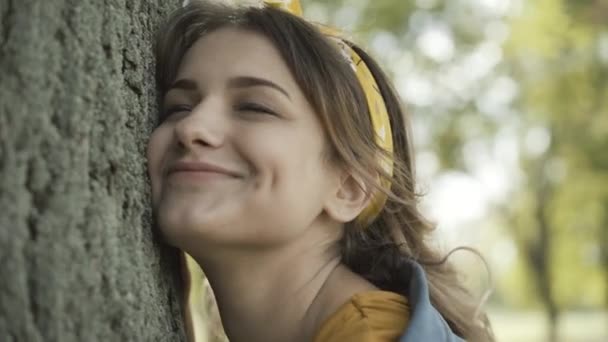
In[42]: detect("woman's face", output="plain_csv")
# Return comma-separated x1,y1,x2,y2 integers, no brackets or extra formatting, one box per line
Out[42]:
147,27,342,251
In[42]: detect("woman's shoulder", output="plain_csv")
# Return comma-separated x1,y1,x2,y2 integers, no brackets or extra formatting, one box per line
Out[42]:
312,261,466,342
313,290,410,342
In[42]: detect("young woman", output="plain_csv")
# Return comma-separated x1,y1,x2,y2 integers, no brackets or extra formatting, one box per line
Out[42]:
147,1,494,341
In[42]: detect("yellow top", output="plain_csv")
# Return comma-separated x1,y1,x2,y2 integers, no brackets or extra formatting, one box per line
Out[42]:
313,291,409,342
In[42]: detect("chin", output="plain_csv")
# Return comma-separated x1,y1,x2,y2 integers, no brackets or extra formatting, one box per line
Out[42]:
155,206,204,247
155,199,308,252
156,208,234,250
155,213,187,248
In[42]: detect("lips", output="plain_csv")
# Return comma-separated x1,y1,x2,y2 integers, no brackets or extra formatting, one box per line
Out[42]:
166,160,242,178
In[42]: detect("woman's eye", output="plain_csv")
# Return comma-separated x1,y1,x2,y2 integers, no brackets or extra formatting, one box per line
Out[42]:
236,102,278,116
161,105,191,119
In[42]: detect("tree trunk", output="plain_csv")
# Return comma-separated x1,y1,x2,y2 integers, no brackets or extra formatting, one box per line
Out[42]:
0,0,186,341
602,201,608,325
531,193,558,342
528,147,558,342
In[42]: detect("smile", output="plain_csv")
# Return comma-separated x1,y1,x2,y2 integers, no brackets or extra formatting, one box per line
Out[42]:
168,169,236,181
166,160,243,182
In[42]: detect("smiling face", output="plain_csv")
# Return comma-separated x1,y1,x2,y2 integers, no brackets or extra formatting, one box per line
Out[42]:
147,27,345,252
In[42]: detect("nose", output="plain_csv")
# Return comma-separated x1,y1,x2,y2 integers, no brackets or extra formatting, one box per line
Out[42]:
173,100,227,150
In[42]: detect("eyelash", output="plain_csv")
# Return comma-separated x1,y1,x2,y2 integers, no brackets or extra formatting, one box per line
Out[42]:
236,102,278,116
162,105,191,119
160,102,278,120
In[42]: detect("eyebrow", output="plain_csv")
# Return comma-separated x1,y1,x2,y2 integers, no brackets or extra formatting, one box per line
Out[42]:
228,76,291,100
166,76,291,100
166,79,198,93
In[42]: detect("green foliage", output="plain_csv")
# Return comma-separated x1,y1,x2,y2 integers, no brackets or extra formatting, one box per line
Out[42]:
506,0,608,310
309,0,608,312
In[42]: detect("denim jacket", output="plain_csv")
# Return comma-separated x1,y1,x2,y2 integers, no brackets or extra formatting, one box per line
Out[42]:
399,261,464,342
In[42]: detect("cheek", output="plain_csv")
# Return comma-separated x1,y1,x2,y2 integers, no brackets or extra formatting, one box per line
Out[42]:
242,128,329,208
146,126,172,204
241,128,309,183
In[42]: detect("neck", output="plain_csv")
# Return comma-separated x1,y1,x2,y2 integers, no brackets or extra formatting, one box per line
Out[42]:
189,232,345,342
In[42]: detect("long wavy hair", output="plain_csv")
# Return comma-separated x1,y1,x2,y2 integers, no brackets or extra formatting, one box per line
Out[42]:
155,1,494,341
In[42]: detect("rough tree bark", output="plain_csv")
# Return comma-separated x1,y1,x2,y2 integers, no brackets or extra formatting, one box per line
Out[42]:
0,0,186,341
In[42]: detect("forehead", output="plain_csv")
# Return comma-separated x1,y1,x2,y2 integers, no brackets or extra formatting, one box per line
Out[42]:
176,27,296,91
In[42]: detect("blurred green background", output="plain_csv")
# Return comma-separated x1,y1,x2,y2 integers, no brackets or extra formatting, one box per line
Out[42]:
298,0,608,341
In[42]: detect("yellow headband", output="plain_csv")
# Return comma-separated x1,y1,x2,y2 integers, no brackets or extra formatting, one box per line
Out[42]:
266,0,394,226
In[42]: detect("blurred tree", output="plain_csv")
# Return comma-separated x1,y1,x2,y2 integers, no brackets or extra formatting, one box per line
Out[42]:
506,2,608,339
309,0,608,341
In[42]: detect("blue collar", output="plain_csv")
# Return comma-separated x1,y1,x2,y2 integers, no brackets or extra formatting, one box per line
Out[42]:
399,261,464,342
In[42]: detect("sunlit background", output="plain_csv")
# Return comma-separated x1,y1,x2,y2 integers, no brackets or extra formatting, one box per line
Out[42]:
302,0,607,341
199,0,608,341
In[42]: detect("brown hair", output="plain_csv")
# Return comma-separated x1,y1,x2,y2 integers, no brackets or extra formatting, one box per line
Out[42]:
155,2,494,341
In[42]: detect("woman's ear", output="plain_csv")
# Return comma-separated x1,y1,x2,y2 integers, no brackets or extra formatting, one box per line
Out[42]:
323,171,371,223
